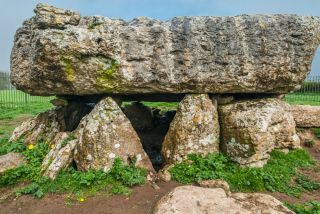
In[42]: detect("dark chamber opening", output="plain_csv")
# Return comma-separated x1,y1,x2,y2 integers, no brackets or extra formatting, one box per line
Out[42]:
122,101,176,171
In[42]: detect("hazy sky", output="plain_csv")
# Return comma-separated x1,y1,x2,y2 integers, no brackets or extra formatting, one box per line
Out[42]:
1,0,320,74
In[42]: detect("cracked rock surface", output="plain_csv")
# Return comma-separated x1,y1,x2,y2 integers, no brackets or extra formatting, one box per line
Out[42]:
74,97,154,172
218,98,300,167
162,94,219,164
10,4,320,95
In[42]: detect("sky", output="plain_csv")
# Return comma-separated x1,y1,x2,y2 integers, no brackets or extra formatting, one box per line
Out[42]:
1,0,320,74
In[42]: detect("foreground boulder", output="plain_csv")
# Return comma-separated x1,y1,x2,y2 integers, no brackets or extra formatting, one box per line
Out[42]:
11,4,320,96
41,132,77,179
162,94,219,164
218,98,300,167
0,152,25,173
290,105,320,127
153,185,293,214
74,97,154,172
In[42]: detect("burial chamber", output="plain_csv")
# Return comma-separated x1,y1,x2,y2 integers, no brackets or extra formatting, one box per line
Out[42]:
9,4,320,178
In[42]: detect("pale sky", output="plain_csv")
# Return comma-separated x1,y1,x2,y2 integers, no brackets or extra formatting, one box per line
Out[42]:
1,0,319,74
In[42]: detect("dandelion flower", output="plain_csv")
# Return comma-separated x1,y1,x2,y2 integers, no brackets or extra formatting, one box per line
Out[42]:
78,197,85,202
51,144,55,149
28,144,34,150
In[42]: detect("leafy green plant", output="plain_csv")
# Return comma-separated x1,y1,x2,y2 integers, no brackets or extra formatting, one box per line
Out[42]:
0,137,26,155
305,140,316,148
170,150,316,197
312,128,320,139
60,134,76,147
0,136,147,199
286,201,320,214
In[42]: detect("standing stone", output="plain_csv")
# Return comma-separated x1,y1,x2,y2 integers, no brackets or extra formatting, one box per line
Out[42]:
9,99,91,145
10,4,320,96
290,105,320,127
74,97,154,172
161,94,219,164
9,107,65,144
218,98,300,167
41,132,77,179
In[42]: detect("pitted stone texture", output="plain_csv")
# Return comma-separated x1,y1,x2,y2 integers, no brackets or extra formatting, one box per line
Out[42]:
218,98,300,167
41,132,77,179
0,152,26,173
290,105,320,127
11,4,320,96
162,94,219,164
153,186,293,214
74,97,154,172
122,102,154,131
9,107,65,145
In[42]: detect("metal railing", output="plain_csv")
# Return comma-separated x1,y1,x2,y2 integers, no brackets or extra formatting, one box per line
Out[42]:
284,75,320,103
0,72,52,108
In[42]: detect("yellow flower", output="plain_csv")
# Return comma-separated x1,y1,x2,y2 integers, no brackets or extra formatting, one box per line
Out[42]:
78,197,85,202
51,144,55,149
28,144,34,150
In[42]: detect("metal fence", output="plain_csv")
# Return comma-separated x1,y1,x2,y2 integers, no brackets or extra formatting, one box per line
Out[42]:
0,71,320,107
284,75,320,103
0,72,52,108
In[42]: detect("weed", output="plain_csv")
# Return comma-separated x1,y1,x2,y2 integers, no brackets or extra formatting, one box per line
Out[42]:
305,140,316,148
0,137,26,155
312,128,320,139
170,150,316,197
286,201,320,214
0,136,147,199
60,134,76,147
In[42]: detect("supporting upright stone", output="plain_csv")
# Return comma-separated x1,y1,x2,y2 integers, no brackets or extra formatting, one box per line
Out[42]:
218,98,300,167
161,94,219,164
41,132,77,179
9,99,91,144
9,107,65,144
74,97,154,172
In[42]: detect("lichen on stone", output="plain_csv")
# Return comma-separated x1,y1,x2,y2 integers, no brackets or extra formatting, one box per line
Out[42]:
61,55,75,82
96,58,120,92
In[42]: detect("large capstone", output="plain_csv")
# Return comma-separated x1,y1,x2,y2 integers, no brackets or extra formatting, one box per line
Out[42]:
74,97,154,172
218,98,300,167
162,94,219,164
11,4,320,96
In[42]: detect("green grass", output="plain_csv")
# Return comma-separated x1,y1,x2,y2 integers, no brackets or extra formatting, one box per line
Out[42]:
286,201,320,214
170,150,319,197
0,137,147,199
285,93,320,106
0,103,52,120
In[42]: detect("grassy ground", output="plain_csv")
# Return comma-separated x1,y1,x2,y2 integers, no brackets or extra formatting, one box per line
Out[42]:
285,93,320,106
